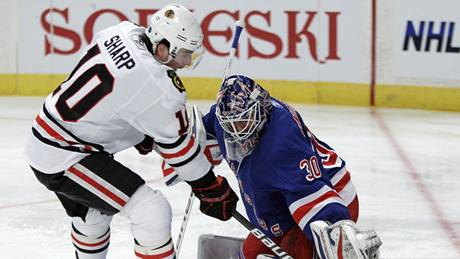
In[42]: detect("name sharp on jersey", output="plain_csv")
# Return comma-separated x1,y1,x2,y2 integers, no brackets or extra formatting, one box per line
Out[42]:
104,35,136,70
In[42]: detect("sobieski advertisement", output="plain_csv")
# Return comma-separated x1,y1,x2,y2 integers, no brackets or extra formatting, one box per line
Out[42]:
17,0,369,82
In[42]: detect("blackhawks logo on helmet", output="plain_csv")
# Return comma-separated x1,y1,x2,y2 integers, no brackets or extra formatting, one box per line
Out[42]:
167,70,186,93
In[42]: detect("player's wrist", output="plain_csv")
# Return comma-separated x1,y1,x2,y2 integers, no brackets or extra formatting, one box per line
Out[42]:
186,168,217,189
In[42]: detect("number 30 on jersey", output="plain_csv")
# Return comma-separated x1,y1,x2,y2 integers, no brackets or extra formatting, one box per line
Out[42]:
299,156,322,182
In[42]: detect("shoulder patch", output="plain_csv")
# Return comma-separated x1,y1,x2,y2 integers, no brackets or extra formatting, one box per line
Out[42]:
167,70,186,93
132,35,146,51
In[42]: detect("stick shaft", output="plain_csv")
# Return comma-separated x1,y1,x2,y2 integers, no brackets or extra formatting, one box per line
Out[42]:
175,190,194,257
232,211,294,259
223,21,245,81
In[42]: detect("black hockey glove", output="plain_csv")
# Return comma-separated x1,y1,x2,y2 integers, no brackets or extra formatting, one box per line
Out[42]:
187,170,239,221
134,135,154,155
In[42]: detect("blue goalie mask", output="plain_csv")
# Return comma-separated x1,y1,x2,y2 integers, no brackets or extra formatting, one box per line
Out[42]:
216,75,272,160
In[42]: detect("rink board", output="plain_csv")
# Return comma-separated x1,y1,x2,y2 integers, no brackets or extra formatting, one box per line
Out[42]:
1,74,459,111
1,0,460,111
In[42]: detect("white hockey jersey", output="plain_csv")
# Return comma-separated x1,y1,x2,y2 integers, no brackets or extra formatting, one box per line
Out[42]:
24,21,210,181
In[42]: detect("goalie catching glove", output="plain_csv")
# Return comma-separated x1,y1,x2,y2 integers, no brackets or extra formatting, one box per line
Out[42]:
311,220,382,259
187,170,238,221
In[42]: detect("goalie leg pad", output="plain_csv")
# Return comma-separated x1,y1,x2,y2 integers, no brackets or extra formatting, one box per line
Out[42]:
71,208,112,258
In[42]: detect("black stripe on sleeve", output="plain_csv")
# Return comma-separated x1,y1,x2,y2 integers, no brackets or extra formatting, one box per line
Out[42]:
155,134,187,149
169,145,201,167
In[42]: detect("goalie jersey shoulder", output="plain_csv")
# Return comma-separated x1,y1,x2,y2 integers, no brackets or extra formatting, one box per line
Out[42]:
248,100,317,185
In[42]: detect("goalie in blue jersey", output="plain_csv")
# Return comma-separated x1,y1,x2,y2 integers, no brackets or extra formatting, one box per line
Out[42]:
200,75,382,259
162,75,382,258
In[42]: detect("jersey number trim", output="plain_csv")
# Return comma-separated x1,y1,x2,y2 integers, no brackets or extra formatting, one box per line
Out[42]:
286,103,342,170
175,109,189,135
299,156,322,182
54,45,115,122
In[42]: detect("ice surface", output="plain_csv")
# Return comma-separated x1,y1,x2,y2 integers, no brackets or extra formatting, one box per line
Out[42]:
0,97,459,258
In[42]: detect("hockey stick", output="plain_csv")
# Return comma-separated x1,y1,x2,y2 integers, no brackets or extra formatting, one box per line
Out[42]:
232,211,294,259
176,22,245,257
175,189,194,257
175,105,206,256
220,20,291,258
221,21,293,259
222,20,245,82
175,22,245,256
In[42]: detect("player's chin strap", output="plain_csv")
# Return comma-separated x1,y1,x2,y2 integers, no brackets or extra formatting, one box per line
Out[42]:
310,220,382,259
153,52,174,66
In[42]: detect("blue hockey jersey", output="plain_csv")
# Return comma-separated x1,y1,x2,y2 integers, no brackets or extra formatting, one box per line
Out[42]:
203,98,356,240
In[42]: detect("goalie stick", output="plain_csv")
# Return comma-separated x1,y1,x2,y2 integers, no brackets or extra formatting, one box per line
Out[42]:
232,211,294,259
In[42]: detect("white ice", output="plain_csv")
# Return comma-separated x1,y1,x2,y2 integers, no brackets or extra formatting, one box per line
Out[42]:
0,97,459,259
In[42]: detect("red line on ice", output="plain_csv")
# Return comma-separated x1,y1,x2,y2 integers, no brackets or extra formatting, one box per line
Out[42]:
373,110,460,255
0,178,161,210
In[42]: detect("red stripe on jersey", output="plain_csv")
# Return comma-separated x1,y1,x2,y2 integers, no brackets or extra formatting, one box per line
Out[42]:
314,141,338,167
134,248,175,258
71,233,110,247
68,166,126,207
347,196,360,222
35,115,94,151
334,171,351,193
160,136,195,159
292,190,340,224
36,115,71,143
161,161,175,177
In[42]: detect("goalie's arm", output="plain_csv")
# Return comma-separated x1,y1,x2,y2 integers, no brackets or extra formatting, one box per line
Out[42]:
283,186,381,259
270,129,352,241
285,188,351,240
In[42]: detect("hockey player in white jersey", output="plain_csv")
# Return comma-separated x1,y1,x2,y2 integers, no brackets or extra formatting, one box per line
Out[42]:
24,4,238,259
